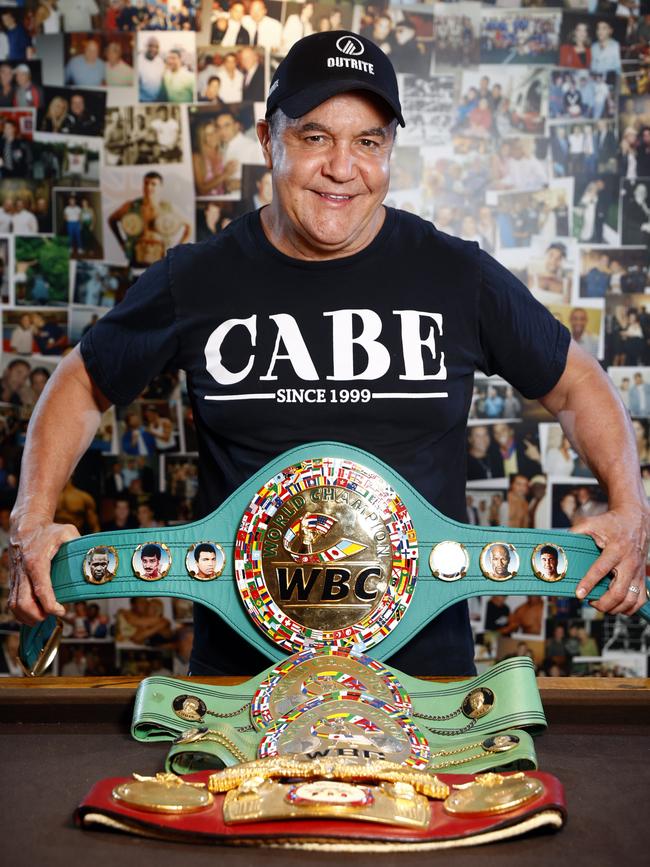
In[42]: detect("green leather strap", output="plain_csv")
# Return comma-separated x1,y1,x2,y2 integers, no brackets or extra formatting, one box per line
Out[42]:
131,657,545,743
19,441,650,670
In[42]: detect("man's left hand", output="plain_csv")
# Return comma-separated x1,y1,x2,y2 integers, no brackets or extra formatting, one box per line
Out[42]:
571,504,650,615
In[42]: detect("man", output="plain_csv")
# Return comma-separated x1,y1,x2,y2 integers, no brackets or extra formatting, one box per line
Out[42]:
529,242,568,300
252,169,272,208
490,423,541,479
61,93,98,136
87,547,113,584
65,39,106,87
629,371,650,418
0,357,30,404
192,543,218,580
465,495,478,525
583,252,610,298
55,477,100,534
200,76,226,109
11,197,37,234
499,473,530,528
139,543,162,579
216,52,243,104
0,120,32,179
242,0,282,48
466,425,494,480
484,595,510,630
138,37,165,102
239,46,265,102
569,307,599,358
590,20,622,74
216,1,251,47
574,486,608,521
500,597,544,637
489,544,512,579
121,410,155,456
13,65,41,108
108,171,190,268
216,109,265,194
7,31,649,678
105,41,134,87
162,49,194,104
1,11,32,62
149,105,179,161
58,0,100,32
538,544,560,581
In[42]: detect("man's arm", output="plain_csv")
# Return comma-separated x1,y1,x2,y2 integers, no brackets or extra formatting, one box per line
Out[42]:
540,340,650,615
108,200,131,252
8,347,111,625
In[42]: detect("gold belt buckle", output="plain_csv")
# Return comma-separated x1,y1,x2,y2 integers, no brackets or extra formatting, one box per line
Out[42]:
212,754,448,829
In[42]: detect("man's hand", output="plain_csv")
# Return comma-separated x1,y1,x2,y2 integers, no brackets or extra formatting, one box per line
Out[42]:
8,518,80,625
571,504,650,615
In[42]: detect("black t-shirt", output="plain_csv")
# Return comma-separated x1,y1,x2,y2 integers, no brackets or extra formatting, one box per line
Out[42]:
80,207,570,675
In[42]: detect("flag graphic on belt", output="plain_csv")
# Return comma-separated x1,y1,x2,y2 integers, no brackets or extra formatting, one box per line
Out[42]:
283,513,367,563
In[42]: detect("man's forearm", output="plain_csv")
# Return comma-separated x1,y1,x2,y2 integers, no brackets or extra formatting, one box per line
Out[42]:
11,348,107,530
541,343,646,508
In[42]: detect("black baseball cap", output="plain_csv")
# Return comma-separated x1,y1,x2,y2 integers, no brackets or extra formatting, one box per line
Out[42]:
266,31,405,127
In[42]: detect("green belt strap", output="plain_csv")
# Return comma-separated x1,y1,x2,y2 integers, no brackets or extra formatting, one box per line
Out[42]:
165,726,537,776
19,441,650,671
132,656,546,742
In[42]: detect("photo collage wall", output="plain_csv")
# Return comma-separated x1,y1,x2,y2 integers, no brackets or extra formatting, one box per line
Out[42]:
0,0,649,679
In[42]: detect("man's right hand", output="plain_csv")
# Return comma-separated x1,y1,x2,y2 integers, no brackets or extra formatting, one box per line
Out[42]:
8,518,80,625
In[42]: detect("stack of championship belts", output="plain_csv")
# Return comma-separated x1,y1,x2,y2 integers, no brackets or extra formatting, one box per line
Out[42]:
21,443,650,850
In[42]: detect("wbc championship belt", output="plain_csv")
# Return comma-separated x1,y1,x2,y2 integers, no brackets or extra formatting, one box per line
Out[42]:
19,441,650,673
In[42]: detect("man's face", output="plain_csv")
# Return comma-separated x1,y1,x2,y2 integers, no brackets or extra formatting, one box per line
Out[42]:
15,70,29,87
144,176,162,198
596,21,612,43
141,554,160,576
468,425,489,453
146,39,159,59
90,553,109,580
511,475,528,497
85,41,99,62
250,0,266,23
373,16,391,41
217,113,238,143
107,42,121,63
224,54,237,73
71,95,85,115
546,247,563,271
206,78,220,98
540,551,558,578
115,500,130,522
491,545,510,577
239,47,256,71
493,423,513,447
197,550,216,577
570,308,588,337
230,2,244,21
166,52,181,71
259,92,394,257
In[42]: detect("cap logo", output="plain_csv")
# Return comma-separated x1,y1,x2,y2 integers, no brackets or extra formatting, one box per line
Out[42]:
335,35,364,57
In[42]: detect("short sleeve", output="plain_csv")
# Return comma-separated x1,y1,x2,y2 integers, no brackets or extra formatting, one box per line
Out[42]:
79,256,180,406
476,250,570,399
